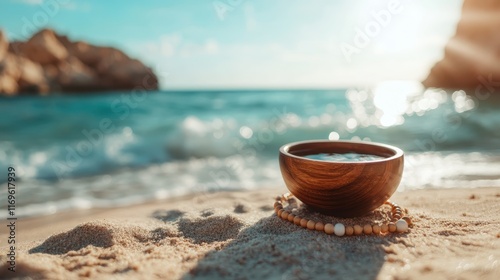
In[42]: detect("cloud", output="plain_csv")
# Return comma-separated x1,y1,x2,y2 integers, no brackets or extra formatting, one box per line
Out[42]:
130,30,436,89
160,35,181,57
244,3,257,32
137,35,219,58
179,39,219,57
13,0,90,11
14,0,44,5
127,35,221,88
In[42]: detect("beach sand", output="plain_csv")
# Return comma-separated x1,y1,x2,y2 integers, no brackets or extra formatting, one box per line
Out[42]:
1,187,499,280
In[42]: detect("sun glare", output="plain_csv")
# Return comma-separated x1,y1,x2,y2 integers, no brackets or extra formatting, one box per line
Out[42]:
373,4,423,54
373,81,423,127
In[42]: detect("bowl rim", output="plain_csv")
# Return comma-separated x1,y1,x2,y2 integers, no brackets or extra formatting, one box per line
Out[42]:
279,140,404,164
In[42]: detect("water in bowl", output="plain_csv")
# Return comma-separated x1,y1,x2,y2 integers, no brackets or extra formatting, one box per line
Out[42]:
304,153,385,162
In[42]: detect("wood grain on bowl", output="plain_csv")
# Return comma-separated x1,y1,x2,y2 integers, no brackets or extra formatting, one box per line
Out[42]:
279,140,404,217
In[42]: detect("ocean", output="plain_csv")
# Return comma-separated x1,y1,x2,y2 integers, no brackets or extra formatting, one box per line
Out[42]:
1,81,500,218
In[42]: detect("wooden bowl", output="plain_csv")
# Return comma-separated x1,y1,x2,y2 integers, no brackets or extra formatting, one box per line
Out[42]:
279,140,404,217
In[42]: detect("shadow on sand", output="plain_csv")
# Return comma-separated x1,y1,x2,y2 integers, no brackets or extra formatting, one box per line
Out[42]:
151,207,409,280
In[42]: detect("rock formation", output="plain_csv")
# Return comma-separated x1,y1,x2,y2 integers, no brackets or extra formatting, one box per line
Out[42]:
0,28,158,95
0,31,7,62
423,0,500,90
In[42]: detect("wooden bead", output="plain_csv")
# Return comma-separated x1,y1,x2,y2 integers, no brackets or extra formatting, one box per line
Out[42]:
381,224,389,233
363,224,372,235
388,222,397,233
334,223,346,236
315,222,325,232
324,223,334,235
307,220,316,230
271,194,413,237
345,226,354,236
353,225,363,235
396,219,408,233
281,211,289,220
300,218,308,228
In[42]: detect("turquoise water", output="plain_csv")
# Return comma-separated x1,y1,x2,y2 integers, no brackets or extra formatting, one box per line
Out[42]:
305,153,385,162
1,82,500,217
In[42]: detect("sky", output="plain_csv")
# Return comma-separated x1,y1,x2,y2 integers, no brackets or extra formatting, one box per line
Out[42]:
1,0,463,89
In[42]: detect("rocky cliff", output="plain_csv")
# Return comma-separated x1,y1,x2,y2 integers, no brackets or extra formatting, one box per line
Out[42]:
423,0,500,89
0,29,158,95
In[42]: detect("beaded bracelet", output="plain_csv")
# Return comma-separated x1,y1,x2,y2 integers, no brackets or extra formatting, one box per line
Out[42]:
274,193,412,236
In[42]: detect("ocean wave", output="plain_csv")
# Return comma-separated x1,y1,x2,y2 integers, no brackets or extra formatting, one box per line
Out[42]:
2,104,500,183
1,88,500,218
2,150,499,219
0,154,283,218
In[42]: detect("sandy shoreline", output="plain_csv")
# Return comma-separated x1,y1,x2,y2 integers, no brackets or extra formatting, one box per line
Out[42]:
1,187,499,279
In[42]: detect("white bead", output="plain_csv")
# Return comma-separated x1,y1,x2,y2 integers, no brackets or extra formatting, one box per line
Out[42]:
334,223,345,236
396,219,408,233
